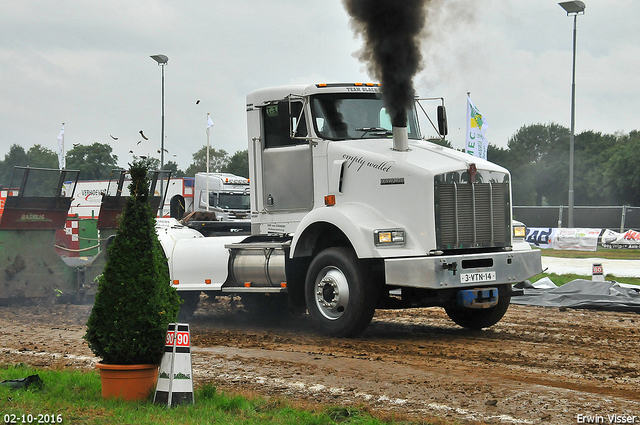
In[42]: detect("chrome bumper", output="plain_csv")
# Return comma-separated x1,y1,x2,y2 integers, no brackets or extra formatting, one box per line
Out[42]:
384,249,542,290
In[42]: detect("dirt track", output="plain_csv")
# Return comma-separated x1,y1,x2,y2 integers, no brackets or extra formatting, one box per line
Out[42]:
1,297,639,424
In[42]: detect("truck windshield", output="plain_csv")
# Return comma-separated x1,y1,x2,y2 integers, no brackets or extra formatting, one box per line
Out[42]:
211,192,250,210
310,93,420,140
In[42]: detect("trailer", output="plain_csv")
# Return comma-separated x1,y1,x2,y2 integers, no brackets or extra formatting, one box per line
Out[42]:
62,175,195,220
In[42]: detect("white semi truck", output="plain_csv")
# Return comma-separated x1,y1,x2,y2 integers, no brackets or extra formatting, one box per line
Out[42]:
192,172,250,221
157,83,542,337
62,173,249,221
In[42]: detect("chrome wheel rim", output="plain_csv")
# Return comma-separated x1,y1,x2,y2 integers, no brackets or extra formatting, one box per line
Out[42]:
314,266,350,320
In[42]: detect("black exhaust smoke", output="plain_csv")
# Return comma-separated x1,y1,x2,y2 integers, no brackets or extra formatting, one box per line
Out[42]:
343,0,428,128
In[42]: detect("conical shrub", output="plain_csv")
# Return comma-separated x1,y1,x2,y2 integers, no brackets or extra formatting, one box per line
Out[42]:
84,159,181,365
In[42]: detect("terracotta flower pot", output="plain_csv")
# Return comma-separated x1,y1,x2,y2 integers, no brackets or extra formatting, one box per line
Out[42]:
95,363,159,401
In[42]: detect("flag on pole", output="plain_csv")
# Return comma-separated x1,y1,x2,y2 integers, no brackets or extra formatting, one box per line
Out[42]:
465,96,488,160
206,113,213,133
57,124,65,169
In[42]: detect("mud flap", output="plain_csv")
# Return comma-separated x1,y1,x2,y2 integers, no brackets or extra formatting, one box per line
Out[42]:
457,287,499,309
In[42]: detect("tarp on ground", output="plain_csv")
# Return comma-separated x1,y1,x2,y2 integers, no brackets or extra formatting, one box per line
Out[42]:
511,279,640,312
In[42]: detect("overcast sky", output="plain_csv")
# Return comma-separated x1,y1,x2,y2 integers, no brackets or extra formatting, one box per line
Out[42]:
1,0,638,171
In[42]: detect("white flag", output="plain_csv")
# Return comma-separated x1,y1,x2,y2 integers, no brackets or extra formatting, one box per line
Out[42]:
207,114,213,129
465,96,488,160
57,124,65,169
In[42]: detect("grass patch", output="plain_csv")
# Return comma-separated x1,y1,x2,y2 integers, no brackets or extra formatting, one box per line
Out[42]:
529,272,640,286
535,247,640,286
538,247,640,260
0,364,432,425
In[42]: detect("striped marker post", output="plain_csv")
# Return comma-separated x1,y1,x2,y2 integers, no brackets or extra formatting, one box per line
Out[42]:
154,323,194,406
592,263,605,282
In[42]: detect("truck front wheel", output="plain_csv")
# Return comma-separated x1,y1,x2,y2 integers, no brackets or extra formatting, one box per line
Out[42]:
305,247,376,337
444,292,511,330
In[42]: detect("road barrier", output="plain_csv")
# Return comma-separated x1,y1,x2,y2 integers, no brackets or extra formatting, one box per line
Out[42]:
154,323,194,407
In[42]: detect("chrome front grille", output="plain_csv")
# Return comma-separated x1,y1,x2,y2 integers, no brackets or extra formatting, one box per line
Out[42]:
435,181,510,250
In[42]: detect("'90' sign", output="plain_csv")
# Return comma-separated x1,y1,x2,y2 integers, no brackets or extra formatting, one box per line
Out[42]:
165,331,190,347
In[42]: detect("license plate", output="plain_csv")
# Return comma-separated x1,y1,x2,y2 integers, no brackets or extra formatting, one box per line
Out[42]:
460,271,496,284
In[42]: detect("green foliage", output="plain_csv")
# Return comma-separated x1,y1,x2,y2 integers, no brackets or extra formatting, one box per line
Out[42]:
225,150,249,178
163,160,185,177
26,145,59,168
0,144,58,187
497,123,570,206
538,247,640,260
184,146,229,176
139,156,160,171
491,123,640,206
84,158,181,365
66,143,119,180
530,272,640,287
603,131,640,205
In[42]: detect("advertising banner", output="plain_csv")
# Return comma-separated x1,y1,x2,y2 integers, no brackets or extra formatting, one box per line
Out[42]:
525,227,556,249
525,227,601,251
553,228,601,251
601,229,640,249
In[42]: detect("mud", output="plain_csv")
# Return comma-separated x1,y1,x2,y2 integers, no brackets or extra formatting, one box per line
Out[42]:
1,297,638,424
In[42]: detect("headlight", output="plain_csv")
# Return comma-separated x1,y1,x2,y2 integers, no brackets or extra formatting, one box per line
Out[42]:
374,229,405,246
513,224,526,239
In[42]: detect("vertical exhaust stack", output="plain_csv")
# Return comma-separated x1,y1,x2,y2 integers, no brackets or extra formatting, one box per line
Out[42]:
343,0,428,152
391,105,409,151
392,126,409,152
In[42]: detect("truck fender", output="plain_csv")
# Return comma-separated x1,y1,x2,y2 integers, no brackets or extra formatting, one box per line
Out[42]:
155,222,203,268
291,203,398,259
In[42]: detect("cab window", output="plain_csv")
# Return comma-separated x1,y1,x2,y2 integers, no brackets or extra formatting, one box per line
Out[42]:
262,101,308,149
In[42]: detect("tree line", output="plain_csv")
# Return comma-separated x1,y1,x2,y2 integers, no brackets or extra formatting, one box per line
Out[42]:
3,123,639,206
488,124,640,206
0,143,249,187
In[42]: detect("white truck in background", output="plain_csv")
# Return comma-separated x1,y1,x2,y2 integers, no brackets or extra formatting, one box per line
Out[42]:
157,82,542,337
63,172,249,222
192,172,250,221
62,177,195,219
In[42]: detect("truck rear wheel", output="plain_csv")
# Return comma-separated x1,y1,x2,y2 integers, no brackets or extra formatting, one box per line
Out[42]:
444,293,511,329
305,247,376,337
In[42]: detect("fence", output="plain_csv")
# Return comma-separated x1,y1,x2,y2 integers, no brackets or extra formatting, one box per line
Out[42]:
513,206,640,232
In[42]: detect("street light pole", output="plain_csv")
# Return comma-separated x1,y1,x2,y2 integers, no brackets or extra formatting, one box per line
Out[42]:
559,1,585,228
150,54,169,170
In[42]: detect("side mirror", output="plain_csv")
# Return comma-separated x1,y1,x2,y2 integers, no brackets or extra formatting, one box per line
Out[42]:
437,105,448,136
199,191,210,208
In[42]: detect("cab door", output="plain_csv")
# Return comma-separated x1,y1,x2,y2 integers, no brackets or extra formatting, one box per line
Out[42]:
260,101,313,212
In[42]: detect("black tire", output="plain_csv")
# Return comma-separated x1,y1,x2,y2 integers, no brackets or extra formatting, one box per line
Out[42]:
177,291,200,321
444,292,511,329
170,195,186,220
304,247,376,337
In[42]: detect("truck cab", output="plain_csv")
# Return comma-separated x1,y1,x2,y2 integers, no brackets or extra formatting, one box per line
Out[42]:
194,172,250,221
159,83,542,337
